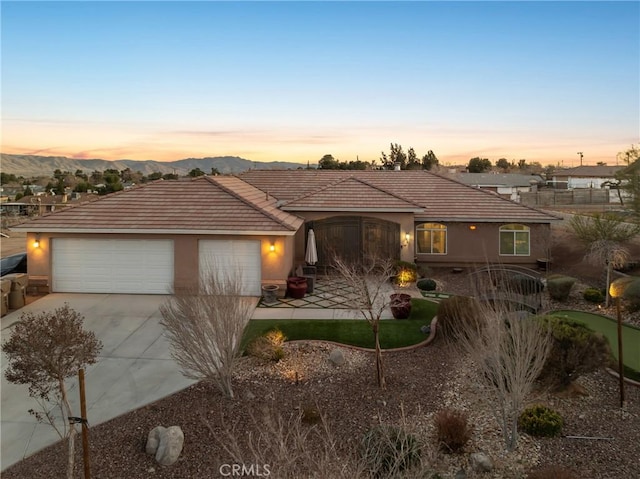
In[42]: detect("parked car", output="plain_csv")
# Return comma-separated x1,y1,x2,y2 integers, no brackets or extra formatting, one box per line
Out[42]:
1,253,27,276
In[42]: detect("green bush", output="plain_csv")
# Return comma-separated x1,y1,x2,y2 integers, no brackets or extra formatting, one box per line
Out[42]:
583,287,605,303
436,296,484,342
622,278,640,312
546,275,577,301
417,278,437,291
433,408,473,453
245,328,287,361
361,425,421,477
537,315,611,390
518,405,563,437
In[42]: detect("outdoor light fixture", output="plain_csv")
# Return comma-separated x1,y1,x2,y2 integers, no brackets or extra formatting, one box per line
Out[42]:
405,232,410,242
401,232,411,248
33,234,41,248
469,225,477,231
269,242,275,252
609,276,635,408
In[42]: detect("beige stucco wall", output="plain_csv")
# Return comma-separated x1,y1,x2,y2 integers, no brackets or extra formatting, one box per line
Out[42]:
413,222,551,267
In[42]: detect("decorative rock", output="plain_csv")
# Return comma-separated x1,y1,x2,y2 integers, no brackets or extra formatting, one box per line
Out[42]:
146,426,165,455
328,348,346,367
146,425,184,466
470,452,493,473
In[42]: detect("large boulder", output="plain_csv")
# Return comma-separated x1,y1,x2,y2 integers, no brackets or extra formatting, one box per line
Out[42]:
146,425,184,466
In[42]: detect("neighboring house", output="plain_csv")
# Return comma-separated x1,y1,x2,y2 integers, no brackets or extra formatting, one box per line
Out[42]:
1,193,99,217
14,170,560,296
450,173,544,201
549,165,625,189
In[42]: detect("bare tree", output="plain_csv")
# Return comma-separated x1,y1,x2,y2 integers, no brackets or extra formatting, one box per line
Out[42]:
159,263,253,399
570,213,640,306
446,282,551,451
332,255,396,389
2,304,102,479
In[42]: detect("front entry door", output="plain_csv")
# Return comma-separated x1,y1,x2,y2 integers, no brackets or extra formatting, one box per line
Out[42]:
312,216,401,269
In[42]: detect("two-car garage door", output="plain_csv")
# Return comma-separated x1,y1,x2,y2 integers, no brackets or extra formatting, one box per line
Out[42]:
51,238,262,296
52,238,174,294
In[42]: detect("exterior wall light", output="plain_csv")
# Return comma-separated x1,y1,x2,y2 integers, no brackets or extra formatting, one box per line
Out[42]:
33,234,41,248
405,232,410,242
469,225,477,231
269,242,276,252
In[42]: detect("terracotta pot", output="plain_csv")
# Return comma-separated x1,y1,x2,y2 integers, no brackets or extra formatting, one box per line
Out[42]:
261,284,279,304
390,293,412,319
286,276,308,299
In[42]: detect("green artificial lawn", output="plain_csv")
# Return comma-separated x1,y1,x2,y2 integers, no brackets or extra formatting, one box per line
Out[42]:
549,310,640,380
242,299,438,350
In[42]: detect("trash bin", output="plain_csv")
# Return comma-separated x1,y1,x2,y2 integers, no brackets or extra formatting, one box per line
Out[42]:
1,279,11,316
5,273,28,309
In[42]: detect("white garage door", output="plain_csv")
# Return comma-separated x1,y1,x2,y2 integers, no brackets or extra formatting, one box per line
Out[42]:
199,240,261,296
52,238,174,294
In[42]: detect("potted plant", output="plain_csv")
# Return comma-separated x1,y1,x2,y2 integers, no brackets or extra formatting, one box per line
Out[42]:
390,293,412,319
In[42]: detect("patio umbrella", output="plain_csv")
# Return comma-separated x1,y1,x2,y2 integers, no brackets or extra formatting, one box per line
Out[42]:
305,229,318,265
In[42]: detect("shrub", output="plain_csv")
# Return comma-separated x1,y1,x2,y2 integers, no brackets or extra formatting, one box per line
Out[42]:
436,296,484,342
395,261,418,286
622,277,640,312
361,425,421,477
583,287,605,303
546,275,576,301
417,278,437,291
518,405,563,437
433,408,472,453
526,465,577,479
245,328,286,361
537,315,611,390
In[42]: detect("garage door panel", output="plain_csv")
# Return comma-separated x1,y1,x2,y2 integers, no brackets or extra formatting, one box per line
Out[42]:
52,239,174,294
199,240,261,296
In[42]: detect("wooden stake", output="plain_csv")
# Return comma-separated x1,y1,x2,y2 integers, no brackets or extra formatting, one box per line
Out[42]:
79,369,91,479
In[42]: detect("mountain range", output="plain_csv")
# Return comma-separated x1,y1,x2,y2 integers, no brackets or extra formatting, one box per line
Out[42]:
0,154,308,178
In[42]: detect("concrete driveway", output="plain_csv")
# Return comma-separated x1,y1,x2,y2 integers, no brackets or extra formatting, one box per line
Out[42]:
1,293,198,471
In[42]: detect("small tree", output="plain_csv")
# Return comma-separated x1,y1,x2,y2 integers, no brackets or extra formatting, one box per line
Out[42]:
2,304,102,479
332,255,396,389
467,157,492,173
446,278,551,451
159,263,253,399
570,213,640,306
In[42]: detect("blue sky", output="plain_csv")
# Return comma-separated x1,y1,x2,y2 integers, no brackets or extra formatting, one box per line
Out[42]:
2,1,638,166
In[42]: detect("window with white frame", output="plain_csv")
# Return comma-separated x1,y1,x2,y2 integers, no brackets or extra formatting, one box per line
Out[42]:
499,224,530,255
416,222,447,254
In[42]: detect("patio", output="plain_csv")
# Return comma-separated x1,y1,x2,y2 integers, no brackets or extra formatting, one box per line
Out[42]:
257,276,363,309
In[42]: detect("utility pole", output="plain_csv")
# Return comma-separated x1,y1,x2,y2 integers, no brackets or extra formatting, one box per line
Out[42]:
577,152,583,166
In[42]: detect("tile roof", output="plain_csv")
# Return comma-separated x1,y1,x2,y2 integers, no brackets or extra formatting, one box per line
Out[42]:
14,177,303,234
239,170,560,223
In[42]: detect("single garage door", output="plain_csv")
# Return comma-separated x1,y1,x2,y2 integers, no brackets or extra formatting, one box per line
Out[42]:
52,238,174,294
199,240,261,296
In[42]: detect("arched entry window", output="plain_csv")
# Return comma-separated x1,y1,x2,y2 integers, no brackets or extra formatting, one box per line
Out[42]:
499,224,530,256
416,223,447,254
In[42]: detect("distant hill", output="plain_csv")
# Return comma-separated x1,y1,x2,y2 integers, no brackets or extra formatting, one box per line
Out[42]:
0,154,308,177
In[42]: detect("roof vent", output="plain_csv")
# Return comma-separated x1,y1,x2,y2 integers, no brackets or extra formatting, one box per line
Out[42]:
394,162,401,171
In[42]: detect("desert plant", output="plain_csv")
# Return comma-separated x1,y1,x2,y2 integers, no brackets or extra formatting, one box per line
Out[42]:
435,295,484,342
2,304,103,479
160,261,254,399
547,275,577,301
526,465,578,479
417,278,437,291
518,405,563,437
433,408,473,453
246,328,287,361
537,315,611,390
583,287,605,303
361,425,421,478
395,260,418,286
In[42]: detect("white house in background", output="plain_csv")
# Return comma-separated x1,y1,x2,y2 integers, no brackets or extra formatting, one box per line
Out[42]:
451,173,544,201
549,165,625,189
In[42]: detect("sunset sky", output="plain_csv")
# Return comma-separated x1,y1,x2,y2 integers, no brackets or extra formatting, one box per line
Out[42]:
2,1,638,167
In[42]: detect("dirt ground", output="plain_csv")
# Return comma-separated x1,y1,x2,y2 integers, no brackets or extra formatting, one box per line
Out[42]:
0,230,27,257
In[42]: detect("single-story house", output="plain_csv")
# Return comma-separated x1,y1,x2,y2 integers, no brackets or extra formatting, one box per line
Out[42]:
449,173,544,201
549,165,625,190
13,170,560,296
